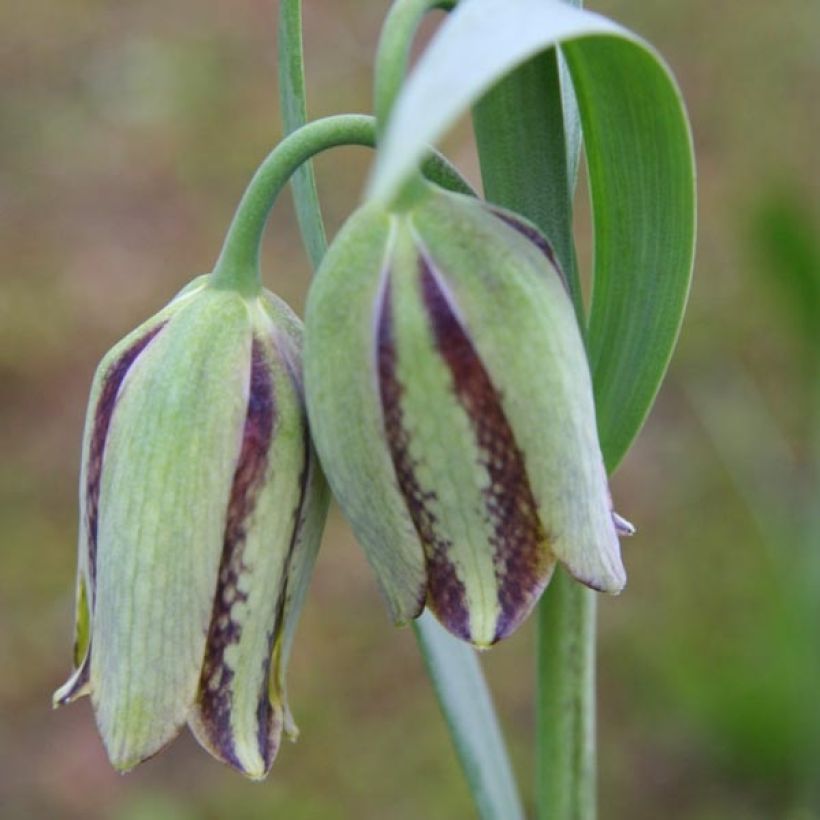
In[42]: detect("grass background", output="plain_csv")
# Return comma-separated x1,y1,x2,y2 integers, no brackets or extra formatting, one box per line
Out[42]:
1,0,818,817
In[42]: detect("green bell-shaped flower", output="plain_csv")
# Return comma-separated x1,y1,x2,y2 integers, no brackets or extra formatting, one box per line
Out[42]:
54,275,329,778
304,181,631,648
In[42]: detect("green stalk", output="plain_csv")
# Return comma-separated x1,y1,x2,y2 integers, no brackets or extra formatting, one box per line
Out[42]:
414,613,525,820
211,112,473,297
372,0,459,209
211,115,375,295
535,574,596,819
470,9,596,820
374,0,456,136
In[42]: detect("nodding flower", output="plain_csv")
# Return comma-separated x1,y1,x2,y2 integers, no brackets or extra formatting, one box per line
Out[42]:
303,180,632,648
54,274,329,779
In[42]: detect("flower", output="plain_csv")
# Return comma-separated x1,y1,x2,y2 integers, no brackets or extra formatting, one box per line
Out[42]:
303,181,631,648
53,275,328,778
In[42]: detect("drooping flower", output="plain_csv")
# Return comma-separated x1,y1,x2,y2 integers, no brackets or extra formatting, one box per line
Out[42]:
303,181,632,648
54,275,328,778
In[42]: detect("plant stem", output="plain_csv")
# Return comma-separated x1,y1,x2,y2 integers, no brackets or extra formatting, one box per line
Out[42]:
374,0,457,137
536,573,596,819
211,112,474,297
471,24,596,820
211,114,376,296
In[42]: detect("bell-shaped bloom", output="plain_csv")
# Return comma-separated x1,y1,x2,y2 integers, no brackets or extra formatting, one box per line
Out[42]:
304,181,631,648
54,275,329,778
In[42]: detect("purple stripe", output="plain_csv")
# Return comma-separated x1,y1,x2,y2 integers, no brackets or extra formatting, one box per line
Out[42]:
197,338,276,770
376,279,469,639
420,258,550,643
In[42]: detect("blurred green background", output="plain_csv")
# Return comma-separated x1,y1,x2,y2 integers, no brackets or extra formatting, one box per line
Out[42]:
1,0,818,817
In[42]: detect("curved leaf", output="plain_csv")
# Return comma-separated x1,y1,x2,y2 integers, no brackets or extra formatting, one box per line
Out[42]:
414,613,525,820
369,0,695,469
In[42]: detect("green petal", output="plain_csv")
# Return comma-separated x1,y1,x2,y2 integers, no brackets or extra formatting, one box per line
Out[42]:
387,224,555,645
304,205,426,625
266,298,330,736
53,282,207,709
90,286,251,771
412,190,625,594
189,301,327,779
273,440,329,741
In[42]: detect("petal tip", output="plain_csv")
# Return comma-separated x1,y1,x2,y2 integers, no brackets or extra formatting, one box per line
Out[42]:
53,667,91,708
470,639,494,652
387,583,427,628
568,561,627,595
613,511,636,537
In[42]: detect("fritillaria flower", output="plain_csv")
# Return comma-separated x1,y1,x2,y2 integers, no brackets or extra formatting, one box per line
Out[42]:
54,275,328,778
304,181,632,647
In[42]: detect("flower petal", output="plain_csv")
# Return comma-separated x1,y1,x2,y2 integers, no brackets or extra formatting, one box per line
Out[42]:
380,230,556,646
188,318,323,779
304,206,427,625
90,288,251,771
54,319,167,707
412,191,626,594
55,279,211,710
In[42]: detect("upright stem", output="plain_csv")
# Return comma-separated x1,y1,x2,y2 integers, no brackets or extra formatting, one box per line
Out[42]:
211,114,376,295
536,573,596,818
374,0,457,137
471,19,596,820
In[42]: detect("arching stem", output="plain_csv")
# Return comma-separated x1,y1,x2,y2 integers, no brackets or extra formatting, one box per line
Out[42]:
211,115,375,296
211,113,473,296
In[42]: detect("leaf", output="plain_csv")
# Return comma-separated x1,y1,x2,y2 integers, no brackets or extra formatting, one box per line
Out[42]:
569,35,695,469
278,0,328,268
414,612,525,820
369,0,696,469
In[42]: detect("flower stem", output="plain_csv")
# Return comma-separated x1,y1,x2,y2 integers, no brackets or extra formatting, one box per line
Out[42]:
211,112,473,297
536,572,596,818
374,0,457,136
211,114,376,296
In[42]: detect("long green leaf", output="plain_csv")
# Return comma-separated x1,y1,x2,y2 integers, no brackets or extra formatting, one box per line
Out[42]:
567,35,695,469
275,4,521,817
414,613,525,820
368,0,696,470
